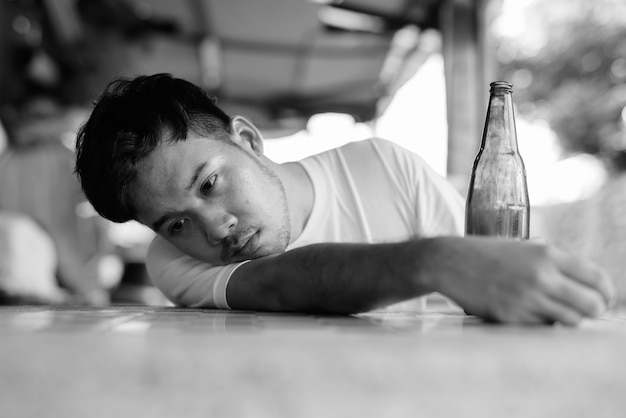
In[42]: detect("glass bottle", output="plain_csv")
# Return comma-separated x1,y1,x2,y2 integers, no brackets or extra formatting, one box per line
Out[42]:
465,81,530,240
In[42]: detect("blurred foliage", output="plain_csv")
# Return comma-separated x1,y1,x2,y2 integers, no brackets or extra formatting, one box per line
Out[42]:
494,0,626,162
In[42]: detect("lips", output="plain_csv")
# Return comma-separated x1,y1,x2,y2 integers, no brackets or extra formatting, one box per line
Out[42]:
231,230,259,260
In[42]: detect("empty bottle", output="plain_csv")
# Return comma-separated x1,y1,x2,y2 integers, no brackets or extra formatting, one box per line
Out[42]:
465,81,530,240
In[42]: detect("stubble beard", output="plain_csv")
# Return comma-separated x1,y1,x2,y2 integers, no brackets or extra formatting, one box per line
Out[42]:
232,153,291,261
257,159,291,256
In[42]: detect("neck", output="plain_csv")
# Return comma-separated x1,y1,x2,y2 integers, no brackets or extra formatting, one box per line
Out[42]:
264,157,313,244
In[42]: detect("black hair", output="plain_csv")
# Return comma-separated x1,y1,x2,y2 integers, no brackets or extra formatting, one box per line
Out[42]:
75,73,231,222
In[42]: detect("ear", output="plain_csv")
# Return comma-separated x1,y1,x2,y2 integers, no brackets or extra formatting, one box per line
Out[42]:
229,115,264,156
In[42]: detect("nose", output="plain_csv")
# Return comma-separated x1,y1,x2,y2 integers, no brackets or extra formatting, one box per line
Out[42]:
201,211,237,245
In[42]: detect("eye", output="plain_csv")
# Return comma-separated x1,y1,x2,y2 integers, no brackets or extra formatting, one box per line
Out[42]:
169,218,187,235
201,174,217,197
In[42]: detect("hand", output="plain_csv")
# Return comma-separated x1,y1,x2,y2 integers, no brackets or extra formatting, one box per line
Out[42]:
430,236,616,326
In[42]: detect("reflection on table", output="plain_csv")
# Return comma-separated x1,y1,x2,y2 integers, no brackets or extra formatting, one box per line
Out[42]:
1,304,626,418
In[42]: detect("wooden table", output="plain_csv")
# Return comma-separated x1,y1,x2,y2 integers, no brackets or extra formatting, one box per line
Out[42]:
1,303,625,418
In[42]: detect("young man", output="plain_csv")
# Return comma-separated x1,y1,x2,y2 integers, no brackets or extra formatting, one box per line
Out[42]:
75,73,615,325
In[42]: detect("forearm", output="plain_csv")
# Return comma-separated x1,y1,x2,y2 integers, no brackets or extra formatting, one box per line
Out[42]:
226,240,439,314
225,235,616,324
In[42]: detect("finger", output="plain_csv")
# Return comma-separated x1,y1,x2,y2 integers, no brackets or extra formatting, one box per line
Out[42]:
550,248,616,306
547,278,606,318
534,294,584,327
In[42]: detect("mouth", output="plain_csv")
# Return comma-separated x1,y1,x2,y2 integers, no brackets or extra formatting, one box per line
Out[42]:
230,230,260,261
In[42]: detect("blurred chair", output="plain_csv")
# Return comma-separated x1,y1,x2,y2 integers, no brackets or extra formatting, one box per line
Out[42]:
0,212,64,304
0,137,121,305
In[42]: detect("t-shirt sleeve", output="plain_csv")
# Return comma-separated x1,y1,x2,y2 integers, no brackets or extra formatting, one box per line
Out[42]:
145,235,249,308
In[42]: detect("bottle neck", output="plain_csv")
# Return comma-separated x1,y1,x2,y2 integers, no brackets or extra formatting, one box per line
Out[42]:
481,85,518,153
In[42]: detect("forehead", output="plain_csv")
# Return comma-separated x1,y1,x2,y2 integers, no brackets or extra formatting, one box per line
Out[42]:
144,135,215,171
138,136,219,184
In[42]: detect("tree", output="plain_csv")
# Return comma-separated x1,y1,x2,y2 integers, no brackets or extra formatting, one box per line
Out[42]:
494,0,626,165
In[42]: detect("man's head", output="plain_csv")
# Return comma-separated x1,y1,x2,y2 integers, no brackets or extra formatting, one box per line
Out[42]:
75,73,232,223
75,73,291,265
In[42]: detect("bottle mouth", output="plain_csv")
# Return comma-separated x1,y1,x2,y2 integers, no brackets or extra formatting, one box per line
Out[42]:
490,81,513,93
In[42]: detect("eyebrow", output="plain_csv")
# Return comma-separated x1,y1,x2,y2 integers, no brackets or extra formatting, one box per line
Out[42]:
150,161,207,231
151,213,172,232
186,162,207,191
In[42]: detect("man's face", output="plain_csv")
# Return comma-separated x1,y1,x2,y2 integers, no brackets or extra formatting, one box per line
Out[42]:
130,132,291,265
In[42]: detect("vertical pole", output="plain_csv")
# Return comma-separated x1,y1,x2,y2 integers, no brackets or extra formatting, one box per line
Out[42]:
441,0,493,193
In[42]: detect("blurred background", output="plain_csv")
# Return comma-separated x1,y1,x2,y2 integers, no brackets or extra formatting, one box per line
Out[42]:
0,0,625,307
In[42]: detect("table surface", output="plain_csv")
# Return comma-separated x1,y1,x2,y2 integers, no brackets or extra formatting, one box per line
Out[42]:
2,302,626,418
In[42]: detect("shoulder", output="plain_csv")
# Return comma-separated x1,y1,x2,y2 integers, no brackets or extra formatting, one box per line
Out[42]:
341,138,425,166
335,137,404,155
341,137,432,178
298,137,413,166
294,138,434,195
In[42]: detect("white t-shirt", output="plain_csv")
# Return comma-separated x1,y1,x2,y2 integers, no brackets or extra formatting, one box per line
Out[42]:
146,138,464,308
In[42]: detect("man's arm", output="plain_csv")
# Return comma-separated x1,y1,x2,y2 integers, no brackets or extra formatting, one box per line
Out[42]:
227,236,616,325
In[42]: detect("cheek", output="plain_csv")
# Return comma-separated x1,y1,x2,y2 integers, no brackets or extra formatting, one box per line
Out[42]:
240,191,252,206
228,160,281,215
231,171,262,207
